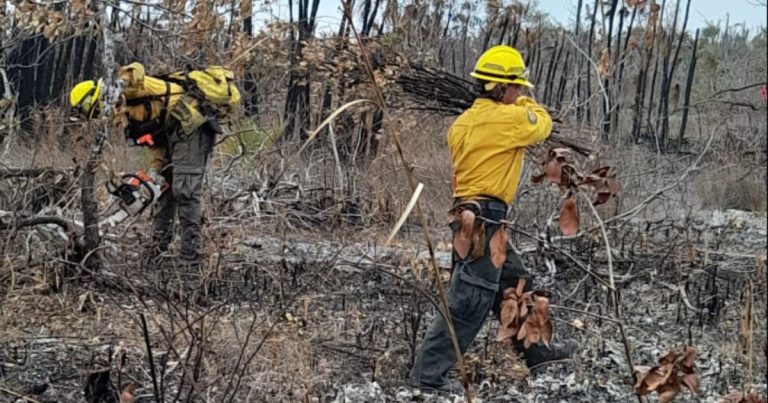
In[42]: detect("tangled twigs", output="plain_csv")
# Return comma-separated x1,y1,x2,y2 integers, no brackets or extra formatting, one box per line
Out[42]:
581,191,640,402
342,3,474,401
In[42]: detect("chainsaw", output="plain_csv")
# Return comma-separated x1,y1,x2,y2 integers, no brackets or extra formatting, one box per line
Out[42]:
106,169,168,216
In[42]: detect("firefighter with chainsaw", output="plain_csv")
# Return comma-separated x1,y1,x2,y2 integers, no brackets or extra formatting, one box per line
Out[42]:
408,45,577,393
69,62,239,267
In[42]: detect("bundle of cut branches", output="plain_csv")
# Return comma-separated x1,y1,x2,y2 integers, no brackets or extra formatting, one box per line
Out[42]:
393,63,476,114
387,63,592,156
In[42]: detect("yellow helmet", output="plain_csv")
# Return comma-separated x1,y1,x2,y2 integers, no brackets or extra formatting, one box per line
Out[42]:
470,45,533,88
69,79,102,119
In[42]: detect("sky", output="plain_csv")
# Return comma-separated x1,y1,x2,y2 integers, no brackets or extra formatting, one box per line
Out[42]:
260,0,767,35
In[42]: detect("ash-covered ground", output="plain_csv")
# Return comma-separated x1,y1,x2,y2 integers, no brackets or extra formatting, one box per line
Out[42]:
1,209,765,403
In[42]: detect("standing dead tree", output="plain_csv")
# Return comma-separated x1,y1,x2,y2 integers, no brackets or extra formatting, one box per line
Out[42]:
676,27,699,151
80,2,121,269
282,0,322,141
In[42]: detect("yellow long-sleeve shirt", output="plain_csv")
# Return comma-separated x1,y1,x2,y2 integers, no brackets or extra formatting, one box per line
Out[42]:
447,96,552,205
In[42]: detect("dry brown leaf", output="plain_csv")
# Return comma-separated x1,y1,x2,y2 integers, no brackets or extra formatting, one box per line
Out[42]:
453,209,475,259
497,290,519,341
545,159,562,184
531,147,620,236
592,190,612,206
540,320,552,347
517,321,528,342
635,347,700,401
551,148,572,161
658,380,681,403
681,373,699,392
471,220,485,259
519,291,532,318
489,227,508,269
515,278,526,297
533,297,549,319
121,383,136,403
658,350,679,365
559,195,579,235
598,49,611,77
681,346,697,370
496,320,518,341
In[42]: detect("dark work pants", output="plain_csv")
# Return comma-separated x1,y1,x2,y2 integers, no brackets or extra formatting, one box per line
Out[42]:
409,204,532,387
151,124,213,262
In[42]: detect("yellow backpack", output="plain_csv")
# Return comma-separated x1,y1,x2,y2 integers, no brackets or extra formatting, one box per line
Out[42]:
117,63,241,141
165,66,241,116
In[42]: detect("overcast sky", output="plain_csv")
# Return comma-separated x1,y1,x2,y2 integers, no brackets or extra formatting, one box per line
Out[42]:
298,0,767,35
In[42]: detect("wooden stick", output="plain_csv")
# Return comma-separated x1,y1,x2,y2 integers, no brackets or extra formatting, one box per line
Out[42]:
0,387,43,403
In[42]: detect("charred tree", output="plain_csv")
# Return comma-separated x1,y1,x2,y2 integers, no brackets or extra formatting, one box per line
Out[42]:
676,28,699,151
659,0,692,149
282,0,321,142
632,4,661,141
645,0,667,140
601,0,619,142
656,0,681,148
573,0,584,120
608,7,628,141
585,0,599,125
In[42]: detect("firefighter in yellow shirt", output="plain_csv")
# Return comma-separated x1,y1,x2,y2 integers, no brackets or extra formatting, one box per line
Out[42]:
408,45,576,393
69,63,219,269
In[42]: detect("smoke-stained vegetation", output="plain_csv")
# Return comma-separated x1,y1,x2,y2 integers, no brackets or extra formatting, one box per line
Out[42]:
0,0,766,402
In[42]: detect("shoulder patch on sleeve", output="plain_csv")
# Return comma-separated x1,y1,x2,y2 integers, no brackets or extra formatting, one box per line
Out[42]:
527,108,538,124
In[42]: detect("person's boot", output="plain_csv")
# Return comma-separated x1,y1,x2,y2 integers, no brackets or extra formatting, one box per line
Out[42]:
407,377,465,395
518,339,578,371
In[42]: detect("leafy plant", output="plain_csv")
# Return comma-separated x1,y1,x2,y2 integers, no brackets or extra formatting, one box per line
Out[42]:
633,347,699,403
531,147,620,235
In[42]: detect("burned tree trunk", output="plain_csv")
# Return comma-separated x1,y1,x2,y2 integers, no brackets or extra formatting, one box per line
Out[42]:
656,0,681,148
573,0,584,120
585,0,599,125
601,0,619,142
659,0,692,150
282,0,321,141
241,0,260,118
645,0,667,141
676,28,699,151
631,7,660,141
543,32,564,105
242,0,253,35
609,7,628,141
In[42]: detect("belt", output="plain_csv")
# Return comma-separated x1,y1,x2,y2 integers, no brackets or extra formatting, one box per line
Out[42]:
452,195,508,217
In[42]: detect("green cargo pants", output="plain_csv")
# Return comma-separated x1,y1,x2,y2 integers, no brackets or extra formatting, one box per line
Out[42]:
150,123,215,263
409,200,532,388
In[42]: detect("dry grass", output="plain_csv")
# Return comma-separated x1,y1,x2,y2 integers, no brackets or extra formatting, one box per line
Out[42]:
694,167,767,213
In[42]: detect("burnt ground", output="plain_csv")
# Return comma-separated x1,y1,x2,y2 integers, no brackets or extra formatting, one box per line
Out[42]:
0,208,766,403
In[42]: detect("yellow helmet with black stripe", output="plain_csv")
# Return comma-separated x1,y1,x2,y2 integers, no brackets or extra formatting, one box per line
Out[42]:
69,79,102,119
470,45,533,88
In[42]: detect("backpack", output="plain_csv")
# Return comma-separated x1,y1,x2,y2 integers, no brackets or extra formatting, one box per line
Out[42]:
118,62,241,144
164,66,241,118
